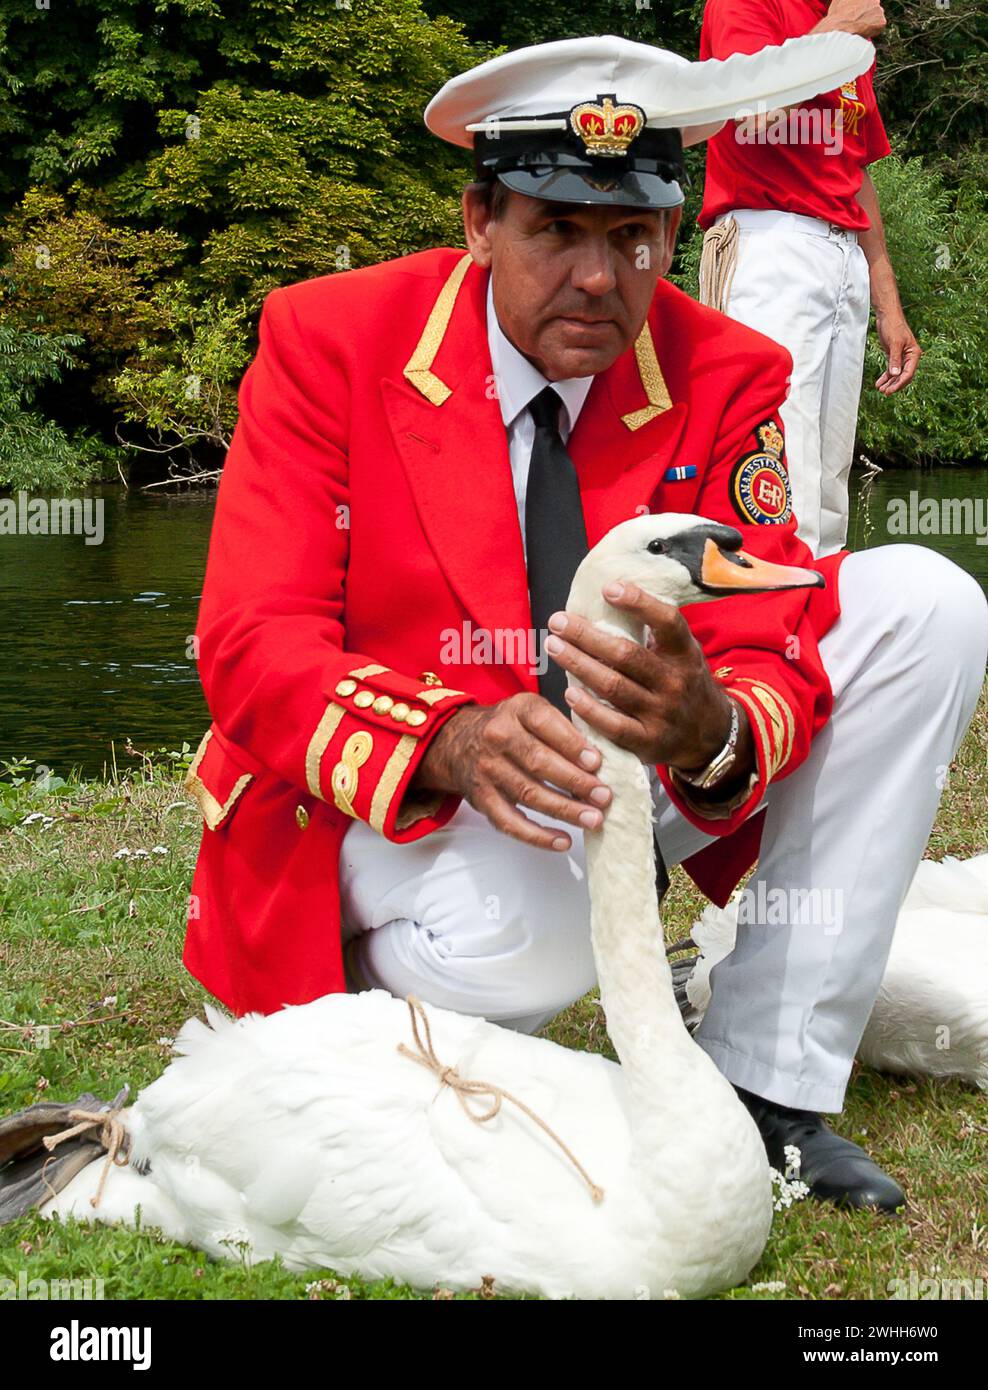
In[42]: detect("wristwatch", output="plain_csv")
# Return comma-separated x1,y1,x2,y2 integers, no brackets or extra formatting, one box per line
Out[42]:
672,698,742,791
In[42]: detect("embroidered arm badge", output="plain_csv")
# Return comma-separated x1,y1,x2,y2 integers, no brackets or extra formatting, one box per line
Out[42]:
729,418,792,525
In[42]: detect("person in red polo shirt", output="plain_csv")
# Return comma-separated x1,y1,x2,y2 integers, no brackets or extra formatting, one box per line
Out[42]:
698,0,921,557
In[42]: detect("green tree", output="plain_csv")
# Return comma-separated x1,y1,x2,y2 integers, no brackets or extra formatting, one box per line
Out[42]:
0,0,484,474
0,325,104,490
421,0,700,51
875,1,986,173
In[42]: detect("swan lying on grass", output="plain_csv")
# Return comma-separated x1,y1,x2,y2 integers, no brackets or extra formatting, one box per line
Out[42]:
1,515,828,1298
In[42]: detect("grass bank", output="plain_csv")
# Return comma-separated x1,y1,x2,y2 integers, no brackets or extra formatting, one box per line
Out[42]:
1,691,986,1301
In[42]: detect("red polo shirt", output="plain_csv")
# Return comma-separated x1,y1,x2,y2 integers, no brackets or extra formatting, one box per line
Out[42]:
698,0,892,231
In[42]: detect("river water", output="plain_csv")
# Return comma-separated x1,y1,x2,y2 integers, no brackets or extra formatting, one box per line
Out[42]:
1,468,986,778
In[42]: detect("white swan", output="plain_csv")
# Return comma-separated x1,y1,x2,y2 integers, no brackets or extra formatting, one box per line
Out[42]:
0,515,826,1299
683,855,988,1092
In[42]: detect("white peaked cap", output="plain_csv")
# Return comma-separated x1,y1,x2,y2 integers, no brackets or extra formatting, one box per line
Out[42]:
425,32,876,150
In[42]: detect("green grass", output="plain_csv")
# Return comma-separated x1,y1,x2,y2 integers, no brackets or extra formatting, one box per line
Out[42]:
1,693,986,1301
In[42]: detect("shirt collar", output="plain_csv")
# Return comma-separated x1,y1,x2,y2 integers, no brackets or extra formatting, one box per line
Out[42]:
486,276,594,435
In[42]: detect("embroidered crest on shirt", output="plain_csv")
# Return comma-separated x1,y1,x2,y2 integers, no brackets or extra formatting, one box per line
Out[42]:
837,78,866,139
730,419,792,526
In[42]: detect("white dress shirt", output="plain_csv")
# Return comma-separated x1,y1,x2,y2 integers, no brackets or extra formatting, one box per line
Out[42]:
486,279,594,561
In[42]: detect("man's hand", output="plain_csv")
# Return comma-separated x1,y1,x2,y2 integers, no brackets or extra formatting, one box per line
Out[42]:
814,0,886,40
874,311,921,394
857,173,917,394
412,694,612,852
544,580,755,776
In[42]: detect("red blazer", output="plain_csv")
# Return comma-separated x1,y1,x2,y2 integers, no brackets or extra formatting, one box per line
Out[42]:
183,248,845,1016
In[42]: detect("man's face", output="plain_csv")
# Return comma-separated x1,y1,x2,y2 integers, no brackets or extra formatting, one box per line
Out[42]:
463,187,681,381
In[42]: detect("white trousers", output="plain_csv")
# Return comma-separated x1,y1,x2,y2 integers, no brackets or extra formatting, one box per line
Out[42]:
340,546,988,1111
712,209,871,559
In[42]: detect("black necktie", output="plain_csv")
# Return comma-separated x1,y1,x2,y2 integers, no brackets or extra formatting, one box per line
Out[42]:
522,385,670,900
525,386,588,717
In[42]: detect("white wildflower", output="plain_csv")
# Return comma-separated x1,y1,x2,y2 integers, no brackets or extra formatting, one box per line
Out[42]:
113,847,132,859
751,1280,787,1294
770,1165,810,1211
151,845,169,855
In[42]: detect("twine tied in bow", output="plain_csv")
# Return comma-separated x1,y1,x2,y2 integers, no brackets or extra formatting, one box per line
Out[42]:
397,995,604,1204
42,1106,130,1209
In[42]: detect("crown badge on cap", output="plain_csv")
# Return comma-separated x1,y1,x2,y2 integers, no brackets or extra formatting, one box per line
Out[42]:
568,96,646,157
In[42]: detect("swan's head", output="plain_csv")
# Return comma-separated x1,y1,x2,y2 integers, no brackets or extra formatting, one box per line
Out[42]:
568,514,824,618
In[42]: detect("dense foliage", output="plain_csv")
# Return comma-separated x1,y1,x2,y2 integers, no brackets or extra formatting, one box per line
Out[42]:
0,0,482,485
0,0,984,488
0,324,109,490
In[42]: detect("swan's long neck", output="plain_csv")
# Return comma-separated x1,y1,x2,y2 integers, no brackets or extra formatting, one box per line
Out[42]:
570,600,699,1127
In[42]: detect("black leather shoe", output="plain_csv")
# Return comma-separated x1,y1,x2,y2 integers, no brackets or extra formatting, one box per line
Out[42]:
735,1086,906,1213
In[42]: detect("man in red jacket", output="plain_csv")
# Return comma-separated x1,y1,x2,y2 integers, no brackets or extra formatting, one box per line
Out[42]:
698,0,921,557
184,36,986,1211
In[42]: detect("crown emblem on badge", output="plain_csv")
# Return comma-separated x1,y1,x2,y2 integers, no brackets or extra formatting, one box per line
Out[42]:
757,420,785,459
569,96,646,156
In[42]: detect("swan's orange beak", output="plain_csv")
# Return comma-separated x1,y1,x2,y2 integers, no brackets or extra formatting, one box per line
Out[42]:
699,539,825,594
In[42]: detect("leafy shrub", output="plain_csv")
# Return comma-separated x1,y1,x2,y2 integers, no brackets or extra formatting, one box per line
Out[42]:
0,325,105,491
112,285,252,466
856,159,988,466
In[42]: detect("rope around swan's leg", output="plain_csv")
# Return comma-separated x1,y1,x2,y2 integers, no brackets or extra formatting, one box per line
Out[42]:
41,1107,130,1208
397,996,604,1204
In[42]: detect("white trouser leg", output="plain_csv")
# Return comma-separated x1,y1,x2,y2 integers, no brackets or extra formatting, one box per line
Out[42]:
694,546,988,1110
338,799,598,1032
817,242,870,556
721,217,869,558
